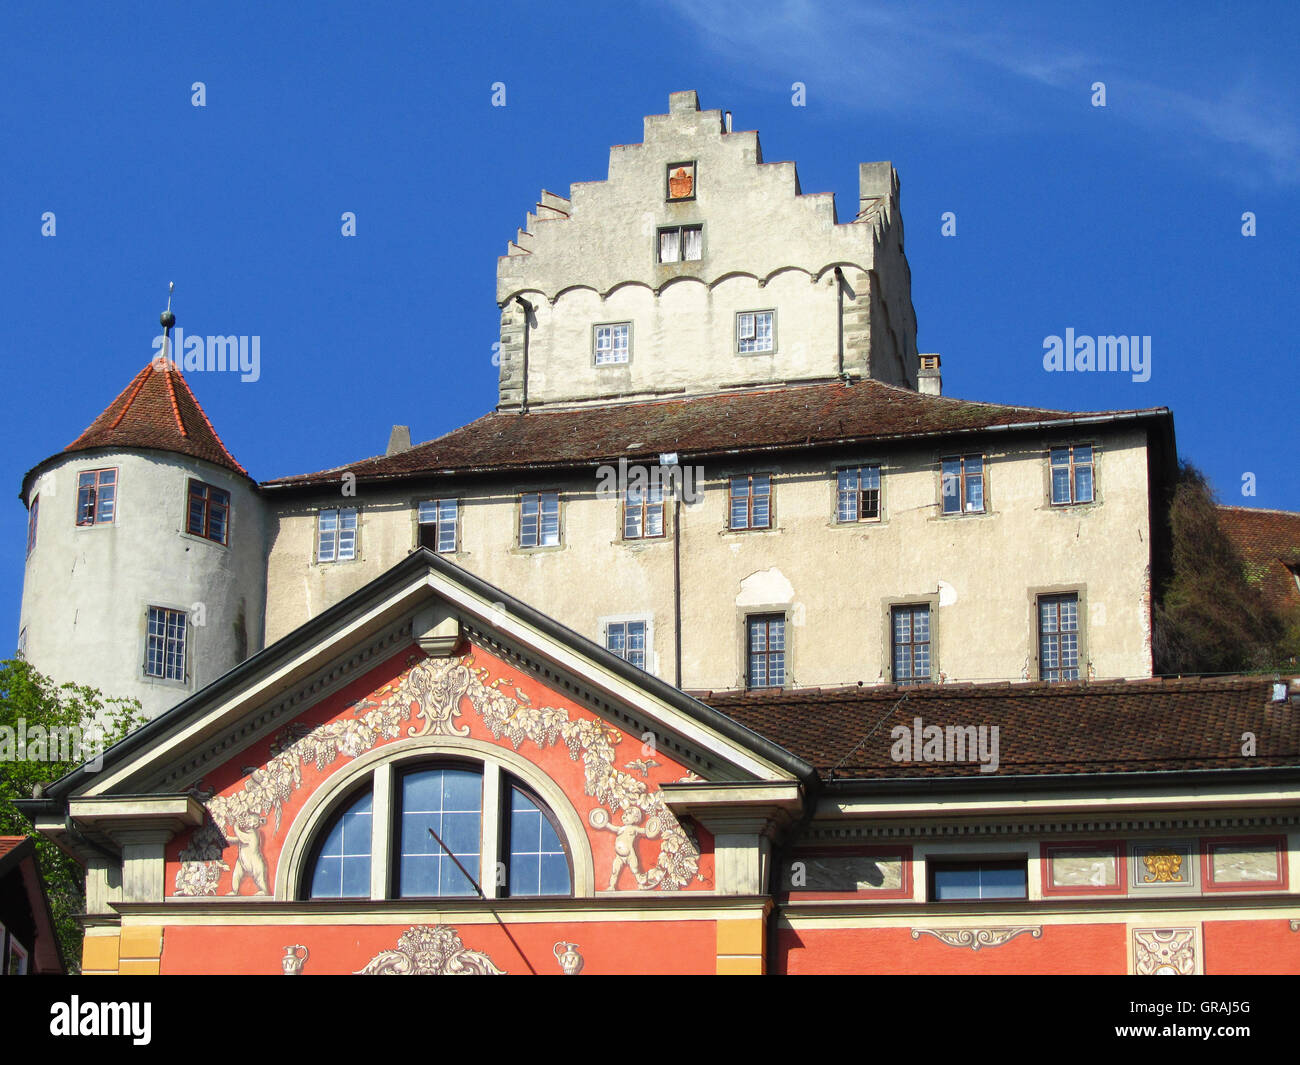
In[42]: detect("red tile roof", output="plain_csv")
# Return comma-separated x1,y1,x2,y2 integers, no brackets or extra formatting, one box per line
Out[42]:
701,675,1300,778
1218,506,1300,617
263,378,1168,488
61,359,249,478
0,836,27,861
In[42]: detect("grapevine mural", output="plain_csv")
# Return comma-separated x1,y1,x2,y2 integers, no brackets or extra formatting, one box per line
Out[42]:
174,645,704,896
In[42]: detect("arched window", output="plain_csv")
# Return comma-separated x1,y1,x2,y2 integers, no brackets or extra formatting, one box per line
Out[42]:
303,759,572,900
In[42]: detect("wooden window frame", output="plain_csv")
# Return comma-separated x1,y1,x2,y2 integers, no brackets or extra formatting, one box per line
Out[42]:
729,473,772,531
939,454,984,515
890,603,933,685
657,224,703,263
75,467,118,526
622,484,665,540
746,613,786,689
26,495,38,557
837,465,882,523
417,499,459,554
186,479,231,546
1049,444,1095,506
317,507,359,563
519,491,561,549
1038,592,1081,681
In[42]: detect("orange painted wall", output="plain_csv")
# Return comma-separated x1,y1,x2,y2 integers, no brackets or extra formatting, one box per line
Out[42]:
778,923,1127,975
164,641,714,898
157,919,719,975
1203,920,1300,975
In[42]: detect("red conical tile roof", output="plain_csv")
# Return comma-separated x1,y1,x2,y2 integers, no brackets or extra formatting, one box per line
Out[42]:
63,358,250,478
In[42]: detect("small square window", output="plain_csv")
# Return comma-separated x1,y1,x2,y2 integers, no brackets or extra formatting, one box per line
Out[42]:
605,619,648,670
318,508,358,563
658,225,702,263
594,323,631,366
1039,593,1080,681
76,468,117,526
145,606,187,682
940,455,984,515
1050,445,1094,505
736,310,775,354
418,500,458,553
747,614,786,689
520,492,560,548
187,479,231,545
729,474,771,530
837,466,881,523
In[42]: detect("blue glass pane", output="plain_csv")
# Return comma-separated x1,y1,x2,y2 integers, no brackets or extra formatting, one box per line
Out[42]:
539,854,571,896
401,854,439,896
340,855,370,897
980,865,1027,898
440,854,479,896
311,856,342,897
309,789,372,898
933,867,980,900
440,811,480,854
512,853,540,896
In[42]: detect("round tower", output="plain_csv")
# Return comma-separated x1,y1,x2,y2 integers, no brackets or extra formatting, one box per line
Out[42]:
18,303,267,721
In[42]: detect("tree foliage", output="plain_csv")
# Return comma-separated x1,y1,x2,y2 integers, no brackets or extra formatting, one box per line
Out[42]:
1153,463,1296,674
0,658,146,972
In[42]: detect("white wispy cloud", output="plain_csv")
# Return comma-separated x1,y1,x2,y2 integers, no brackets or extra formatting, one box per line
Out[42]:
659,0,1300,185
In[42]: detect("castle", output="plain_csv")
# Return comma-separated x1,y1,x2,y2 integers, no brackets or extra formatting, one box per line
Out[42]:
20,89,1174,721
14,93,1300,977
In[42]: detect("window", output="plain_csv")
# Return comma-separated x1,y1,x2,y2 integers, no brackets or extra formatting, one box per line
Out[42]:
6,936,29,976
891,605,932,684
736,311,774,354
658,225,702,263
305,761,572,900
837,466,881,523
26,495,37,556
605,619,648,670
940,455,983,514
506,784,571,896
418,499,458,553
76,468,117,526
747,614,786,689
623,483,664,540
1039,593,1080,681
187,479,230,545
729,474,771,530
318,508,357,562
520,491,560,548
930,860,1028,901
308,789,372,898
1050,445,1094,505
594,323,631,366
398,766,482,898
145,606,186,681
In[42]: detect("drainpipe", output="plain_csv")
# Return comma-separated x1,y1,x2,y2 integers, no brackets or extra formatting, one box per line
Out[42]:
834,267,846,380
673,493,683,688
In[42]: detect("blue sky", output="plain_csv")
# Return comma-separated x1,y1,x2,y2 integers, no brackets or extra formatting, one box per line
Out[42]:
2,1,1298,645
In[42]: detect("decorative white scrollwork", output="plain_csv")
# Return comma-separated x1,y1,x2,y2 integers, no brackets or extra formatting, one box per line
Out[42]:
910,926,1042,951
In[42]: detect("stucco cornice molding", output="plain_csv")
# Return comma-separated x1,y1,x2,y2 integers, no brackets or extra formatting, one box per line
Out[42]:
802,812,1300,843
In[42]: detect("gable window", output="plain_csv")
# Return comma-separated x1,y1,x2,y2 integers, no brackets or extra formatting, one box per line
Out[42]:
940,455,984,515
519,491,560,548
76,468,117,526
26,496,38,556
1038,593,1080,681
1050,445,1094,505
747,614,786,689
418,499,458,553
187,479,230,545
306,761,572,900
891,605,931,684
729,474,771,530
623,483,664,540
658,225,703,263
145,606,186,682
736,311,774,354
930,860,1028,901
605,619,648,670
318,508,357,563
594,323,631,366
308,789,372,898
837,466,881,523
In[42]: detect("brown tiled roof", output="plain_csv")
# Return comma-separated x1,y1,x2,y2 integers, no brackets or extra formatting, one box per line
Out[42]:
701,676,1300,779
263,379,1168,488
61,359,249,478
0,836,27,862
1219,505,1300,616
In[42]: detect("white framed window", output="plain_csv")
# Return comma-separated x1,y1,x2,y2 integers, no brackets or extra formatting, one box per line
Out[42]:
594,323,631,366
318,508,358,562
76,468,117,526
604,619,649,670
729,474,771,530
658,225,702,263
941,455,984,515
891,604,931,684
520,492,560,548
737,310,775,354
1039,593,1081,681
623,484,664,540
145,605,187,682
1050,445,1095,505
747,614,786,689
7,935,29,975
837,465,881,523
418,500,458,553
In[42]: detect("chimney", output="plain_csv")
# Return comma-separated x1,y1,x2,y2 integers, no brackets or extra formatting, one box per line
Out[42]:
918,354,942,396
386,425,412,455
669,90,700,115
859,161,893,214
